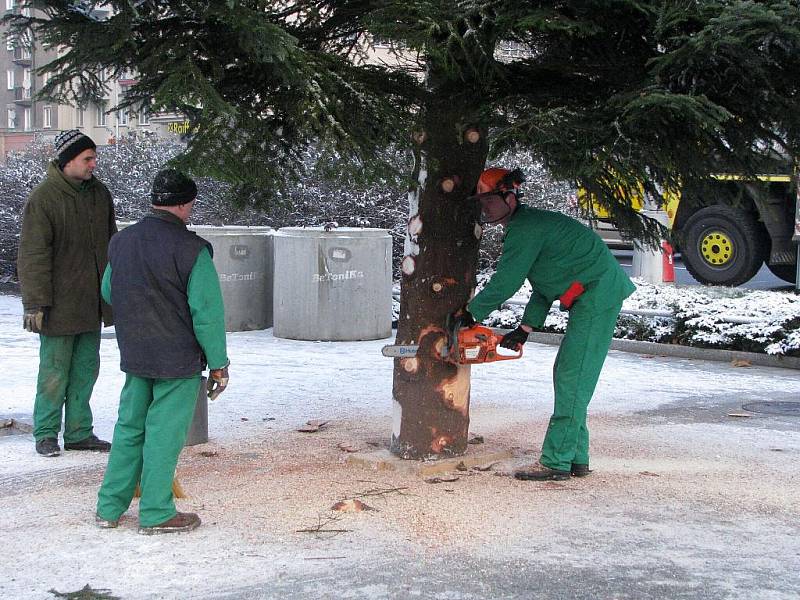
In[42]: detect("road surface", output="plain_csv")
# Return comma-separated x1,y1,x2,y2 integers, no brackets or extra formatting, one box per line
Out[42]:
612,249,796,291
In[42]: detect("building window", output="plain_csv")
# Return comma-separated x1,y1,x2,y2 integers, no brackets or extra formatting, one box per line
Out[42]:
7,108,15,129
96,101,107,126
138,105,149,125
7,69,13,90
76,106,84,127
117,107,128,126
23,107,30,131
43,105,51,128
5,34,13,52
6,1,15,11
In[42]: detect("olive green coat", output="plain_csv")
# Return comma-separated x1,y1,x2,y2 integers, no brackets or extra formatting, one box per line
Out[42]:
17,161,116,335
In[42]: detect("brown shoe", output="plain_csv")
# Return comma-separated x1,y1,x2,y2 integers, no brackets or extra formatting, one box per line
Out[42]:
514,464,571,481
138,512,201,535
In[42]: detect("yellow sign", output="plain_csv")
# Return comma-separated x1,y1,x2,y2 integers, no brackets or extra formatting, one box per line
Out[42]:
167,121,192,135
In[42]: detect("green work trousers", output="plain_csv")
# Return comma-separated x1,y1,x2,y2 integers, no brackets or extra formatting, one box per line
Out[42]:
96,374,200,527
539,301,622,471
33,331,101,443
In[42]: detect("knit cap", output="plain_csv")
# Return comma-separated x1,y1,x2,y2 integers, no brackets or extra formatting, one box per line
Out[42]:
54,129,96,168
151,169,198,206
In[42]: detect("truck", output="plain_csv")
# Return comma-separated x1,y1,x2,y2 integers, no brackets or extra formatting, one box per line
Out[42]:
580,164,798,287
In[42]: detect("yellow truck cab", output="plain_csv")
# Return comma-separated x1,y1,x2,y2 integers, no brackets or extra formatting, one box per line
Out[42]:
580,168,798,287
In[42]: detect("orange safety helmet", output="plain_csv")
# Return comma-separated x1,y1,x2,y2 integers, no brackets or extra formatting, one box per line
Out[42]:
476,167,525,195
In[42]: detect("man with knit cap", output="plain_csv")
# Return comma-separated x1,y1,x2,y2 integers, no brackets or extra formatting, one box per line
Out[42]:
96,169,229,535
18,129,115,457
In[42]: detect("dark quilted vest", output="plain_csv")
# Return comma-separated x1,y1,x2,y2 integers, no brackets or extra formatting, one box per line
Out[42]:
109,212,213,378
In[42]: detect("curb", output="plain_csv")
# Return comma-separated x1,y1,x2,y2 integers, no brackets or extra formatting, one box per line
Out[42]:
523,331,800,371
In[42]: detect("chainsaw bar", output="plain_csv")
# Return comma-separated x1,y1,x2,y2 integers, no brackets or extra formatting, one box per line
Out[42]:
381,344,420,358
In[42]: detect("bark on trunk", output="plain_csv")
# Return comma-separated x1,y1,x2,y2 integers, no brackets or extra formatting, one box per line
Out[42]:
390,100,489,459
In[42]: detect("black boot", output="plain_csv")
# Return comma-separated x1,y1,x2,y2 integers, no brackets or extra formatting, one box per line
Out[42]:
571,463,592,477
64,434,111,452
35,437,60,457
514,465,571,481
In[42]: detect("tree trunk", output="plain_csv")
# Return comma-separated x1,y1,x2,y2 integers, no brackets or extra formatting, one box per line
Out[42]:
390,98,489,459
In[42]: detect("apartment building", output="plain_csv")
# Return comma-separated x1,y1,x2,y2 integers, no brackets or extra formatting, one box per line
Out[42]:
0,1,184,159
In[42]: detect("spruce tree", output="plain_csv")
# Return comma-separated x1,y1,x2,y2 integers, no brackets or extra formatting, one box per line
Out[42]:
9,1,800,458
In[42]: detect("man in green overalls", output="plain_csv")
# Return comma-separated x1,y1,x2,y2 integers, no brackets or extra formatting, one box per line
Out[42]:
95,170,229,534
465,168,636,481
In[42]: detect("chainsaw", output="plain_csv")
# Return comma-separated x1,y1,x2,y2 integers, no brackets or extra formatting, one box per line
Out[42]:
381,315,523,365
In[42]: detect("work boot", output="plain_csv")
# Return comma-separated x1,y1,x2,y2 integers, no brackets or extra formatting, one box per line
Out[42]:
514,464,571,481
95,514,119,529
64,434,111,452
35,437,60,457
571,463,592,477
138,512,201,536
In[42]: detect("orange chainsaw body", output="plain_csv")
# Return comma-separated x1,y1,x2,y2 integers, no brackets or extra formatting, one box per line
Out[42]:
447,324,523,365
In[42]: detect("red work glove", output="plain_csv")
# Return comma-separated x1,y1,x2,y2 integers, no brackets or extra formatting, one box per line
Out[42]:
559,282,585,311
207,365,230,401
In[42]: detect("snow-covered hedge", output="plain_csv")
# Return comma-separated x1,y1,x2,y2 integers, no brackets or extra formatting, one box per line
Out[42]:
4,134,797,357
480,277,800,357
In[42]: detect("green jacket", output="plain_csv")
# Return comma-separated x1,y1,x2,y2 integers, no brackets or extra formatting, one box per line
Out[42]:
17,160,116,335
468,204,636,327
101,247,229,371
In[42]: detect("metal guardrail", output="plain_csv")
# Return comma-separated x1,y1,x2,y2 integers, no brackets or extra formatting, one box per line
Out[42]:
391,288,764,325
502,298,764,324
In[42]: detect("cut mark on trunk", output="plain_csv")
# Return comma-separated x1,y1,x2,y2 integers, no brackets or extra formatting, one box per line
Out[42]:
436,369,470,413
401,357,419,373
408,215,422,237
430,431,454,453
401,255,416,276
433,336,447,359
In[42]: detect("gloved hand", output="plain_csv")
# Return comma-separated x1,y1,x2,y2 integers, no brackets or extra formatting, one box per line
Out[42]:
207,365,230,401
23,307,45,333
452,306,477,327
500,326,529,351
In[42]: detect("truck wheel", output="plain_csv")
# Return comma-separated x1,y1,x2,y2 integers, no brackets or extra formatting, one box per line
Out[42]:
681,205,766,286
766,262,797,284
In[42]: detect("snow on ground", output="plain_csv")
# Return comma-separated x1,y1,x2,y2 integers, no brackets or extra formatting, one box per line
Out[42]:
1,292,799,599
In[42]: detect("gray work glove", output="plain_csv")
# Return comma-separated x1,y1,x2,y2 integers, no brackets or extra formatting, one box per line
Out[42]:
207,365,230,401
23,307,45,333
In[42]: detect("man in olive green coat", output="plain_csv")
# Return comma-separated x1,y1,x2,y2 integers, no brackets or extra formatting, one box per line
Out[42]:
17,130,116,457
465,168,636,481
96,169,229,535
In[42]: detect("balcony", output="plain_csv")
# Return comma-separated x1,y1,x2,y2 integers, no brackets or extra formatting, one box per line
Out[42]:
12,46,32,66
13,86,32,105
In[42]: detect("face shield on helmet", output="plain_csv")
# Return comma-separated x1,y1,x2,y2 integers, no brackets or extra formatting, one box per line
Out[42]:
475,190,518,224
470,168,526,224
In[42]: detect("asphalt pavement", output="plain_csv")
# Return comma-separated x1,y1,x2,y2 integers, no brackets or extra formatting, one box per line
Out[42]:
612,249,797,291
